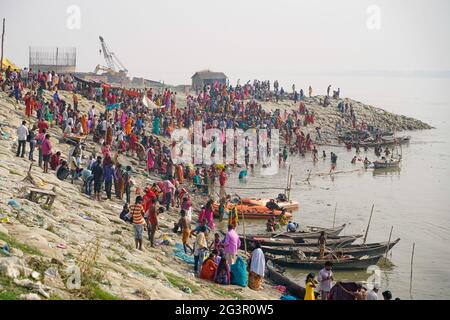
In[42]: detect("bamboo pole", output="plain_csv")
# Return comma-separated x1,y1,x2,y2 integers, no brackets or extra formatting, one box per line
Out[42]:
286,164,291,195
240,196,247,254
0,19,5,72
287,174,293,201
409,242,415,298
363,204,375,244
384,226,393,260
382,226,394,267
332,202,337,228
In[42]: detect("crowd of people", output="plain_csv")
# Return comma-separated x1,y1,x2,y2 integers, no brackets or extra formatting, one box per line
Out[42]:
1,64,397,298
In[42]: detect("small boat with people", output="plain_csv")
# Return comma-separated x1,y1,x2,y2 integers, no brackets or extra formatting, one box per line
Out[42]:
212,203,292,220
358,135,410,148
261,238,401,258
372,157,401,169
241,194,300,211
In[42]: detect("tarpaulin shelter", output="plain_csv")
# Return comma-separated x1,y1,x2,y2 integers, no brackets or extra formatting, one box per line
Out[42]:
142,95,164,110
1,57,21,71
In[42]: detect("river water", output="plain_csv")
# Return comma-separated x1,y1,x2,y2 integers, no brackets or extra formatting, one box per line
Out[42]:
219,75,450,300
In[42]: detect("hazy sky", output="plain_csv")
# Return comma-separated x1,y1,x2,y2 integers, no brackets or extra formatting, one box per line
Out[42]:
2,0,450,85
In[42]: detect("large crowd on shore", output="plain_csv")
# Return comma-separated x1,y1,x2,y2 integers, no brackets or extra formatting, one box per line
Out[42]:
0,65,396,299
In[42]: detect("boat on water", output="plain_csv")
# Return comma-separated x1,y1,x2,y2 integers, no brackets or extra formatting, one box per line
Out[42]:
261,238,401,258
241,197,300,211
212,203,292,219
271,224,346,239
373,157,401,169
357,136,410,148
243,234,362,248
268,254,382,270
265,261,310,300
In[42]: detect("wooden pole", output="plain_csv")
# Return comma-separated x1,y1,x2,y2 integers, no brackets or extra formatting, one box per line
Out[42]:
384,226,393,260
286,164,291,195
363,204,375,244
239,196,247,254
1,18,5,72
332,202,337,228
409,242,415,298
287,174,293,201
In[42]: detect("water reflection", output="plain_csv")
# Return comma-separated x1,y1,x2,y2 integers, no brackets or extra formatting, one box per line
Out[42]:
371,167,402,177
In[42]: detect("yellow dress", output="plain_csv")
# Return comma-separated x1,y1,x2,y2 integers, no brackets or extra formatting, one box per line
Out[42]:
304,282,316,300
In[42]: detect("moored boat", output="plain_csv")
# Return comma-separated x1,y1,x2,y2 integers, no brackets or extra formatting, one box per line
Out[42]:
241,197,300,211
261,238,401,258
265,261,310,300
243,234,362,248
268,254,382,270
271,224,346,239
212,203,292,219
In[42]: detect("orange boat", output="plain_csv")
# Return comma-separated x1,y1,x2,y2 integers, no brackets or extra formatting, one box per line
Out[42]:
241,198,300,211
212,203,292,220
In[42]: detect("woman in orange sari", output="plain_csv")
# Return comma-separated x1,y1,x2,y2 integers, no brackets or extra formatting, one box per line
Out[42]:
200,254,218,282
125,118,132,135
81,114,88,135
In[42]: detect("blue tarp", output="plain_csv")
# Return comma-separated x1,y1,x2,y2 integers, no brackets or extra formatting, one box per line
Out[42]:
173,243,195,265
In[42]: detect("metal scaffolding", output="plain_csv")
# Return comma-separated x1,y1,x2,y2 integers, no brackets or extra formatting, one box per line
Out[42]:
29,46,76,72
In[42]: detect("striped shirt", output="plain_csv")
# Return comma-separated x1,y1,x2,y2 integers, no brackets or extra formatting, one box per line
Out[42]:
129,204,145,225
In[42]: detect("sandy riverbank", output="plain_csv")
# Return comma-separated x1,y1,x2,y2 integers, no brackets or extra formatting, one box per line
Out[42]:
0,90,280,300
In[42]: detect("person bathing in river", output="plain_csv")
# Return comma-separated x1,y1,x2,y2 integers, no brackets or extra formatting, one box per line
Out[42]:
351,156,357,164
312,146,318,162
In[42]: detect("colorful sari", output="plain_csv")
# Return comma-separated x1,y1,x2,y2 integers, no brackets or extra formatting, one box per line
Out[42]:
200,259,218,282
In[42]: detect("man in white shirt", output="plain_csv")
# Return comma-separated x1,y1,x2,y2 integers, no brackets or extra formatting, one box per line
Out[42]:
317,261,334,300
88,106,96,120
16,121,29,158
368,284,380,300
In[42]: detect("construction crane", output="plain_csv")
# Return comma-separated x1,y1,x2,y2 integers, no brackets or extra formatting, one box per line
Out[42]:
95,35,128,78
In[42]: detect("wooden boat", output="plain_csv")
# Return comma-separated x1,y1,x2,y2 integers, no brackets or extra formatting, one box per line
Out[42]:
243,235,362,248
271,224,346,239
373,158,401,169
261,238,400,258
269,254,382,270
357,136,410,148
241,197,300,211
212,203,292,220
265,261,309,300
